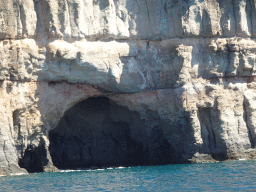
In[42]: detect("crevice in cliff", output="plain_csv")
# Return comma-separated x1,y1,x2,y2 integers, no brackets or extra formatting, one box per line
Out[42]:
208,111,217,151
18,138,49,173
3,141,10,167
19,4,26,37
49,96,174,170
232,0,237,36
144,0,151,32
198,108,216,153
248,0,253,36
243,97,255,148
13,110,21,140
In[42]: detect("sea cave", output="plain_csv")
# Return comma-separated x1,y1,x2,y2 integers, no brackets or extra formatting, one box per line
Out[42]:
48,97,173,169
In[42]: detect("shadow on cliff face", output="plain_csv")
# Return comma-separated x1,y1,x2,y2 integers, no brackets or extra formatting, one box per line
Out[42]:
49,97,174,169
19,138,49,173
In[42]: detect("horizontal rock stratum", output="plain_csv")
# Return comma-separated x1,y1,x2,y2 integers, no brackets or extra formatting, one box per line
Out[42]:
1,0,256,175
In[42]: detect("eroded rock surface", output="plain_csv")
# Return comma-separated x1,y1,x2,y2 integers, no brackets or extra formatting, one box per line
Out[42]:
2,0,256,39
1,0,256,175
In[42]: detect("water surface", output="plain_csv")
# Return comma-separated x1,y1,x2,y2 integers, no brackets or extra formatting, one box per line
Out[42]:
1,160,256,191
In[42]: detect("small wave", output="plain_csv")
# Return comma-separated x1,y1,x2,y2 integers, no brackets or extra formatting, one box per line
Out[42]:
239,158,246,161
107,167,113,170
7,173,28,177
59,166,127,172
12,173,27,176
59,169,83,173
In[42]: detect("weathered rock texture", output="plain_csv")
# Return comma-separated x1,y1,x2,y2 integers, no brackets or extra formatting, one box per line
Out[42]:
1,0,256,175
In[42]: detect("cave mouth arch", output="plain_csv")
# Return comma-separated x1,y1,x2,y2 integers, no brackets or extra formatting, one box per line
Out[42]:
49,96,173,170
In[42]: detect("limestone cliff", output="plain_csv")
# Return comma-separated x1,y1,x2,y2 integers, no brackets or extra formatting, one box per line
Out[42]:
1,0,256,175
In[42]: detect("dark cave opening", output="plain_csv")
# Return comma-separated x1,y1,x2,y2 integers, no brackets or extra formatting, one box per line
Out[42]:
49,97,173,169
19,138,49,173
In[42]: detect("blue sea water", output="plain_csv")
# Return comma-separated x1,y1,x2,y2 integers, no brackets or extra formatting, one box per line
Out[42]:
1,160,256,191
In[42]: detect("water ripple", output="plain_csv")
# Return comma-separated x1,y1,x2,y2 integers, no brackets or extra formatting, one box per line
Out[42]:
0,160,256,191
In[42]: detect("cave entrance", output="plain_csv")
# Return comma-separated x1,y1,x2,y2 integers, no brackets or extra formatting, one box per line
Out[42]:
49,97,173,169
49,97,146,169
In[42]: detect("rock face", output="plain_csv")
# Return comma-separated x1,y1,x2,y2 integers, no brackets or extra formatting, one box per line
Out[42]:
1,0,256,175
